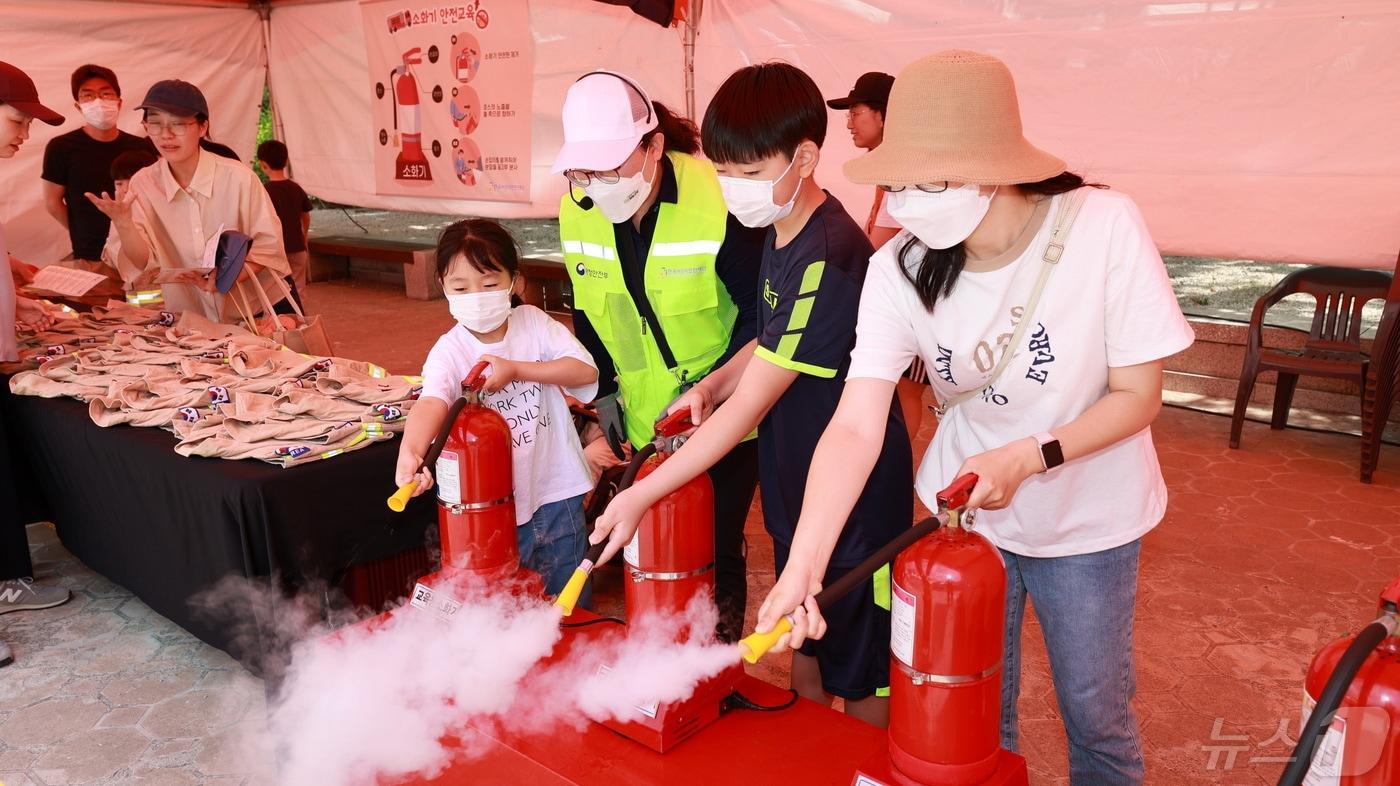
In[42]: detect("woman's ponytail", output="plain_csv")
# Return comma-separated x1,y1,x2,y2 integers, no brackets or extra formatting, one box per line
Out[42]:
646,101,700,155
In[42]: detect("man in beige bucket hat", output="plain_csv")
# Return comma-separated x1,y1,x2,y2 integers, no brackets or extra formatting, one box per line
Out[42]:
756,50,1194,786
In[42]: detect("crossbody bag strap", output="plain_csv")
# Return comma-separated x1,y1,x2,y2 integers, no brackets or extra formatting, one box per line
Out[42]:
933,188,1089,418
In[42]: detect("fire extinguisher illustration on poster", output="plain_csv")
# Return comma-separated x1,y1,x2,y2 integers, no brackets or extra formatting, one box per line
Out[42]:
391,47,433,182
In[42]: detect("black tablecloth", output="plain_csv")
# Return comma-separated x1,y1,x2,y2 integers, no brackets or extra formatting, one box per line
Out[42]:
3,389,434,668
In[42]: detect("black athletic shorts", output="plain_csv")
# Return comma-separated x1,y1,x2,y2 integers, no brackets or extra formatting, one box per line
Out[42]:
774,541,891,701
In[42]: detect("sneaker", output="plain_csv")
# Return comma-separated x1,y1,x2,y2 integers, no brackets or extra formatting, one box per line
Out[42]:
0,639,11,667
0,578,71,614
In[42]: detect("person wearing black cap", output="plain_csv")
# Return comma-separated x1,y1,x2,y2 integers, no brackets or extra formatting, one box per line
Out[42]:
0,61,76,668
40,65,156,266
827,71,927,442
86,80,290,322
826,71,898,246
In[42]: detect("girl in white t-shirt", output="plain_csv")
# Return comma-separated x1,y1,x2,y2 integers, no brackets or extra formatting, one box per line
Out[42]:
396,220,600,603
755,51,1193,785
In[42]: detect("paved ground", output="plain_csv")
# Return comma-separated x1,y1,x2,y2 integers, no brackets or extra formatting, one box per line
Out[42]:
2,276,1399,784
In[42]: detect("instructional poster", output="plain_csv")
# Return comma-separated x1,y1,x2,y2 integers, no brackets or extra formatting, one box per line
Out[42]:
360,0,533,202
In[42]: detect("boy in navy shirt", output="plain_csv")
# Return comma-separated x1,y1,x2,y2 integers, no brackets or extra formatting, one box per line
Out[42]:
590,62,911,727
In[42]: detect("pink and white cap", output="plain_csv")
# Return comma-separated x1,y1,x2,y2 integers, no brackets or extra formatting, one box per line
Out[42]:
550,70,658,174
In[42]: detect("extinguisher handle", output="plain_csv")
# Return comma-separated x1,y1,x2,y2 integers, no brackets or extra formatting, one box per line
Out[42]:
738,616,794,664
936,472,979,511
653,408,694,438
463,360,491,392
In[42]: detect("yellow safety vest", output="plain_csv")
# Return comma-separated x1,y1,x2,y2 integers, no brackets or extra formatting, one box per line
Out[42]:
560,151,735,446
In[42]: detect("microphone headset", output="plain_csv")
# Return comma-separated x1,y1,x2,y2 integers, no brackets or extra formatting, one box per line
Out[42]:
565,71,655,213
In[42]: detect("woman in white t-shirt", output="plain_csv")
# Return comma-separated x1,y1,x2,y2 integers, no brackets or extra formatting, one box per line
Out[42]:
396,219,600,604
755,51,1193,785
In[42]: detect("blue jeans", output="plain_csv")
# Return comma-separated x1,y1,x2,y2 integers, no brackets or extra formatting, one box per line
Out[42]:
518,494,590,609
1001,539,1144,786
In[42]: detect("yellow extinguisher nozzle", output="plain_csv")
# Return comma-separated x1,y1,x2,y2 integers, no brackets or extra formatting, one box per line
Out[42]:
553,568,590,616
386,481,418,513
738,616,794,664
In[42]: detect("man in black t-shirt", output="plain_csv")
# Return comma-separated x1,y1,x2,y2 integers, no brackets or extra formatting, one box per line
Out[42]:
41,64,156,262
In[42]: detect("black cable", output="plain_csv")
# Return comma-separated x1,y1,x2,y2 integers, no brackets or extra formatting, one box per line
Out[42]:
340,206,370,234
1276,619,1392,786
723,688,798,713
560,616,625,629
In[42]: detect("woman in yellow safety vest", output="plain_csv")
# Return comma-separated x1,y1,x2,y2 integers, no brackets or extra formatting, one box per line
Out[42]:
551,70,762,642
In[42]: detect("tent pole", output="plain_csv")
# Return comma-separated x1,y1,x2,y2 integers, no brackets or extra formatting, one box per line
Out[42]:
257,1,288,147
683,0,703,121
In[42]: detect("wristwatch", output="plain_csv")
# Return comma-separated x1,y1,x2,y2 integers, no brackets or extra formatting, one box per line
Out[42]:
1033,432,1064,472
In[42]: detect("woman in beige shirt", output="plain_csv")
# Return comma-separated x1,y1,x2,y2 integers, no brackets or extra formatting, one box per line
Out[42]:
88,80,289,322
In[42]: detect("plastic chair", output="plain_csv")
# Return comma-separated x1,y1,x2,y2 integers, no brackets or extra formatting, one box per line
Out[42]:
1229,265,1393,453
1360,259,1400,482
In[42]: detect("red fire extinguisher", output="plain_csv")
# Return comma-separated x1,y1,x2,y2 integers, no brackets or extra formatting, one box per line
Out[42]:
619,409,713,625
888,474,1006,784
388,360,516,579
1279,576,1400,786
736,474,1028,786
391,47,432,182
553,410,704,619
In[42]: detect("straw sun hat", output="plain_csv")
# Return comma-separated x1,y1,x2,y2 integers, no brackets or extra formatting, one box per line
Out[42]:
844,50,1065,187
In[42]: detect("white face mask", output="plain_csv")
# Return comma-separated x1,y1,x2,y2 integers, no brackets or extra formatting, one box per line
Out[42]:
447,289,512,333
78,99,119,131
885,183,998,250
718,155,802,228
583,151,656,224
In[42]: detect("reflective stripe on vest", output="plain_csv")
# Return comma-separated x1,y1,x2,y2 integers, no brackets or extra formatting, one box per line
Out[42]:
560,151,735,446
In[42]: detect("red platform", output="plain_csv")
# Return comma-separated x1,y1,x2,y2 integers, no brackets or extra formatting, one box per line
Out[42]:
359,600,887,785
387,672,887,785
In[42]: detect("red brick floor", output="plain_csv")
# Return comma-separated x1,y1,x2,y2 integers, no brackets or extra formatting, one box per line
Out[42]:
307,279,1400,786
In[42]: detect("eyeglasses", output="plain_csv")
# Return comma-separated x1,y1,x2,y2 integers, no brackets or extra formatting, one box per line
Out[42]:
142,120,197,137
563,143,645,187
78,91,119,102
847,108,873,119
879,182,950,194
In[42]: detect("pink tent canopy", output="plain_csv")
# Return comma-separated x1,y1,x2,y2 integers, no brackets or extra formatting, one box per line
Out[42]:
3,0,1398,269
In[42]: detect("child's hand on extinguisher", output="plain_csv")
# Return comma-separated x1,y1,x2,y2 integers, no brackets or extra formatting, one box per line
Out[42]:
756,558,826,651
957,437,1042,511
395,451,434,496
477,355,516,393
589,486,649,567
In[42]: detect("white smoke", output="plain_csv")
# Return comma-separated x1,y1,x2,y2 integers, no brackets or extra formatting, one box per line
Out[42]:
203,580,740,785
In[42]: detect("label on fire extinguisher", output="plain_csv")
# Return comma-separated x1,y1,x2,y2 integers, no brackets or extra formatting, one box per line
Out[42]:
890,581,916,667
1300,691,1345,784
436,449,462,505
623,530,640,568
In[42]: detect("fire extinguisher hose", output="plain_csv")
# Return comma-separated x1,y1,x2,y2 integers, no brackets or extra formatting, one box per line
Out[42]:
737,513,943,663
1276,615,1397,786
386,361,490,512
386,396,470,512
737,472,980,663
554,442,659,615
